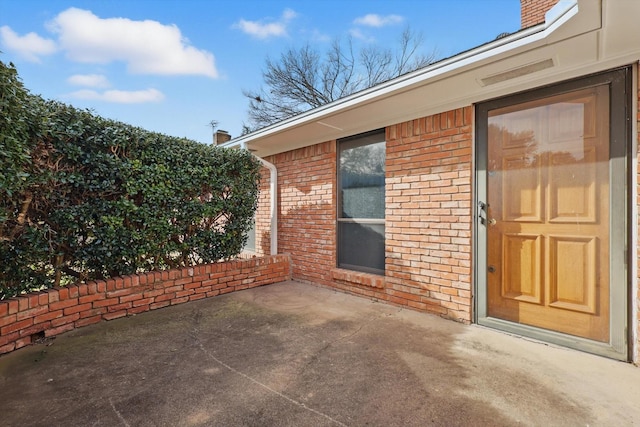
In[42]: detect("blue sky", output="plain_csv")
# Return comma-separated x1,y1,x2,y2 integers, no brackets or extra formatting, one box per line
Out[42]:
0,0,520,144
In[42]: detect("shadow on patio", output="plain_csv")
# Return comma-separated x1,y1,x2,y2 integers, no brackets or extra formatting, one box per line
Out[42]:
1,280,638,426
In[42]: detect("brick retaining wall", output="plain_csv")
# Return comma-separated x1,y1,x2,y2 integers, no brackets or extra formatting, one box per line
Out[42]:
0,254,290,355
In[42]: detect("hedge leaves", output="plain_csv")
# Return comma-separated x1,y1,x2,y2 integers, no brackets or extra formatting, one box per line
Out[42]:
0,61,260,299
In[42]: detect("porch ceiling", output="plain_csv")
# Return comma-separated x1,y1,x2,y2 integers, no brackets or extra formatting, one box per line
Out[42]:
223,0,640,158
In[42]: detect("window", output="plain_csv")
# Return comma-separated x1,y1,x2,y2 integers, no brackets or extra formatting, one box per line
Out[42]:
337,129,385,275
244,219,256,253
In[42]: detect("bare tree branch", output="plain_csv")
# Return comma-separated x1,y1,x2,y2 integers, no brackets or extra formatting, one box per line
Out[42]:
244,26,437,131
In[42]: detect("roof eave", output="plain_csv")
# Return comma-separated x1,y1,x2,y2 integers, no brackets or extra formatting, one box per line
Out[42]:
221,0,580,152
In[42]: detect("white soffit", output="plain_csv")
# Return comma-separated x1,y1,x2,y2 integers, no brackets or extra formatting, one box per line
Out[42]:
223,0,638,158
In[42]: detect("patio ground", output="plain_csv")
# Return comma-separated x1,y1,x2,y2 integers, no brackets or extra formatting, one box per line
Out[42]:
1,280,638,426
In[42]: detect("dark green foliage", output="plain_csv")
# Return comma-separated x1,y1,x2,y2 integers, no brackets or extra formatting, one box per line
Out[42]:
0,61,260,299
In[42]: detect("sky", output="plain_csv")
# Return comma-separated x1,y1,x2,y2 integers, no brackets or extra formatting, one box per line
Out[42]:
0,0,521,145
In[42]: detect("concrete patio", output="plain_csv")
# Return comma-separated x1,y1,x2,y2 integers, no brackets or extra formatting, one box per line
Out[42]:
0,280,638,426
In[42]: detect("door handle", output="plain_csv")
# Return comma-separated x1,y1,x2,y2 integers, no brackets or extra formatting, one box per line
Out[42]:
488,218,497,226
477,201,487,225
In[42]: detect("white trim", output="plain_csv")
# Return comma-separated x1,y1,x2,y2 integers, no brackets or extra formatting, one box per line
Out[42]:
632,63,639,363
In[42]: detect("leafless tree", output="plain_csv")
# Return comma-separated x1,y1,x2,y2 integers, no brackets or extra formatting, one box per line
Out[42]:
243,27,437,132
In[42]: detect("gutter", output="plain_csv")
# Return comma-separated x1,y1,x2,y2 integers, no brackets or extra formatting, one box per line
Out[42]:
241,142,278,256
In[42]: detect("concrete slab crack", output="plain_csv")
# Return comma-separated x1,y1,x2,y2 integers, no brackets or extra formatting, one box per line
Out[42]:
189,331,348,427
109,397,131,427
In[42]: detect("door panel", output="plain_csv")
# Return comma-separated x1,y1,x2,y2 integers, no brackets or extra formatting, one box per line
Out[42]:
486,86,610,343
548,235,597,313
502,233,542,304
549,148,597,222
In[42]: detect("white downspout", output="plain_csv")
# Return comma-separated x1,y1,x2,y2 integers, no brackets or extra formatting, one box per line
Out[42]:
241,142,278,256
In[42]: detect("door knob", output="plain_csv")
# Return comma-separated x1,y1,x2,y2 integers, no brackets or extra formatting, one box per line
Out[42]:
488,218,497,226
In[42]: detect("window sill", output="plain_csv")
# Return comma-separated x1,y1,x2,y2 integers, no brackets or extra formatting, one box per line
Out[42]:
331,268,385,289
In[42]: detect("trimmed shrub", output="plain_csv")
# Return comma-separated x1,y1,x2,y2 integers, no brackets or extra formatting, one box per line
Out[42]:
0,61,260,299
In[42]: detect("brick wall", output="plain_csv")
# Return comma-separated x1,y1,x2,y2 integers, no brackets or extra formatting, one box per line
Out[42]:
272,142,337,285
385,108,473,322
260,109,473,323
520,0,559,28
0,255,290,355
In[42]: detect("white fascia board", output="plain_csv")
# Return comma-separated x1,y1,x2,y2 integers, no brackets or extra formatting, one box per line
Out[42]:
220,0,579,151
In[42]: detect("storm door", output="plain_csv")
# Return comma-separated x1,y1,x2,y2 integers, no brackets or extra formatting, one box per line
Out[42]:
475,69,630,360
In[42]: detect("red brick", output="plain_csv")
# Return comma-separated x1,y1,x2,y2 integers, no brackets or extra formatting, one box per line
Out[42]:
38,293,49,306
95,280,107,293
64,302,92,316
51,313,80,327
19,322,50,337
200,279,219,287
45,289,59,304
46,323,75,337
119,293,143,304
102,312,127,321
1,318,33,335
174,277,193,286
49,298,78,311
106,288,133,298
163,285,183,294
185,281,205,290
150,301,170,310
132,297,153,308
127,306,150,315
79,294,104,304
171,296,189,305
79,308,106,318
0,342,16,354
143,289,164,298
107,302,132,313
176,290,194,298
0,331,19,347
34,310,63,324
15,336,31,349
0,314,17,328
17,306,50,321
93,297,119,308
67,286,79,299
76,315,102,328
78,283,89,296
57,287,69,301
154,293,175,303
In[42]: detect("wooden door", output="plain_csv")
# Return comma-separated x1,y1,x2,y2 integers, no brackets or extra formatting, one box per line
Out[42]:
486,85,610,342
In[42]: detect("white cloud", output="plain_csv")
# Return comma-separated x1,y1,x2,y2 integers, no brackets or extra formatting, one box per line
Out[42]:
69,88,164,103
349,28,375,43
233,8,297,39
0,25,57,62
48,8,218,78
353,14,404,27
310,29,331,43
67,74,110,88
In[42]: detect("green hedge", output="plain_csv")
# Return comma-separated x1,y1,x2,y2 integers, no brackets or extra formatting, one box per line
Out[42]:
0,61,261,299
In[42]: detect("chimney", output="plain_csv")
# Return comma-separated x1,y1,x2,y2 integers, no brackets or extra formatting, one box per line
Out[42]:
520,0,559,28
213,130,232,145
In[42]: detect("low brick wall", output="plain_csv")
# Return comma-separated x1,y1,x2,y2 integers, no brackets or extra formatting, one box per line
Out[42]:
0,254,290,355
